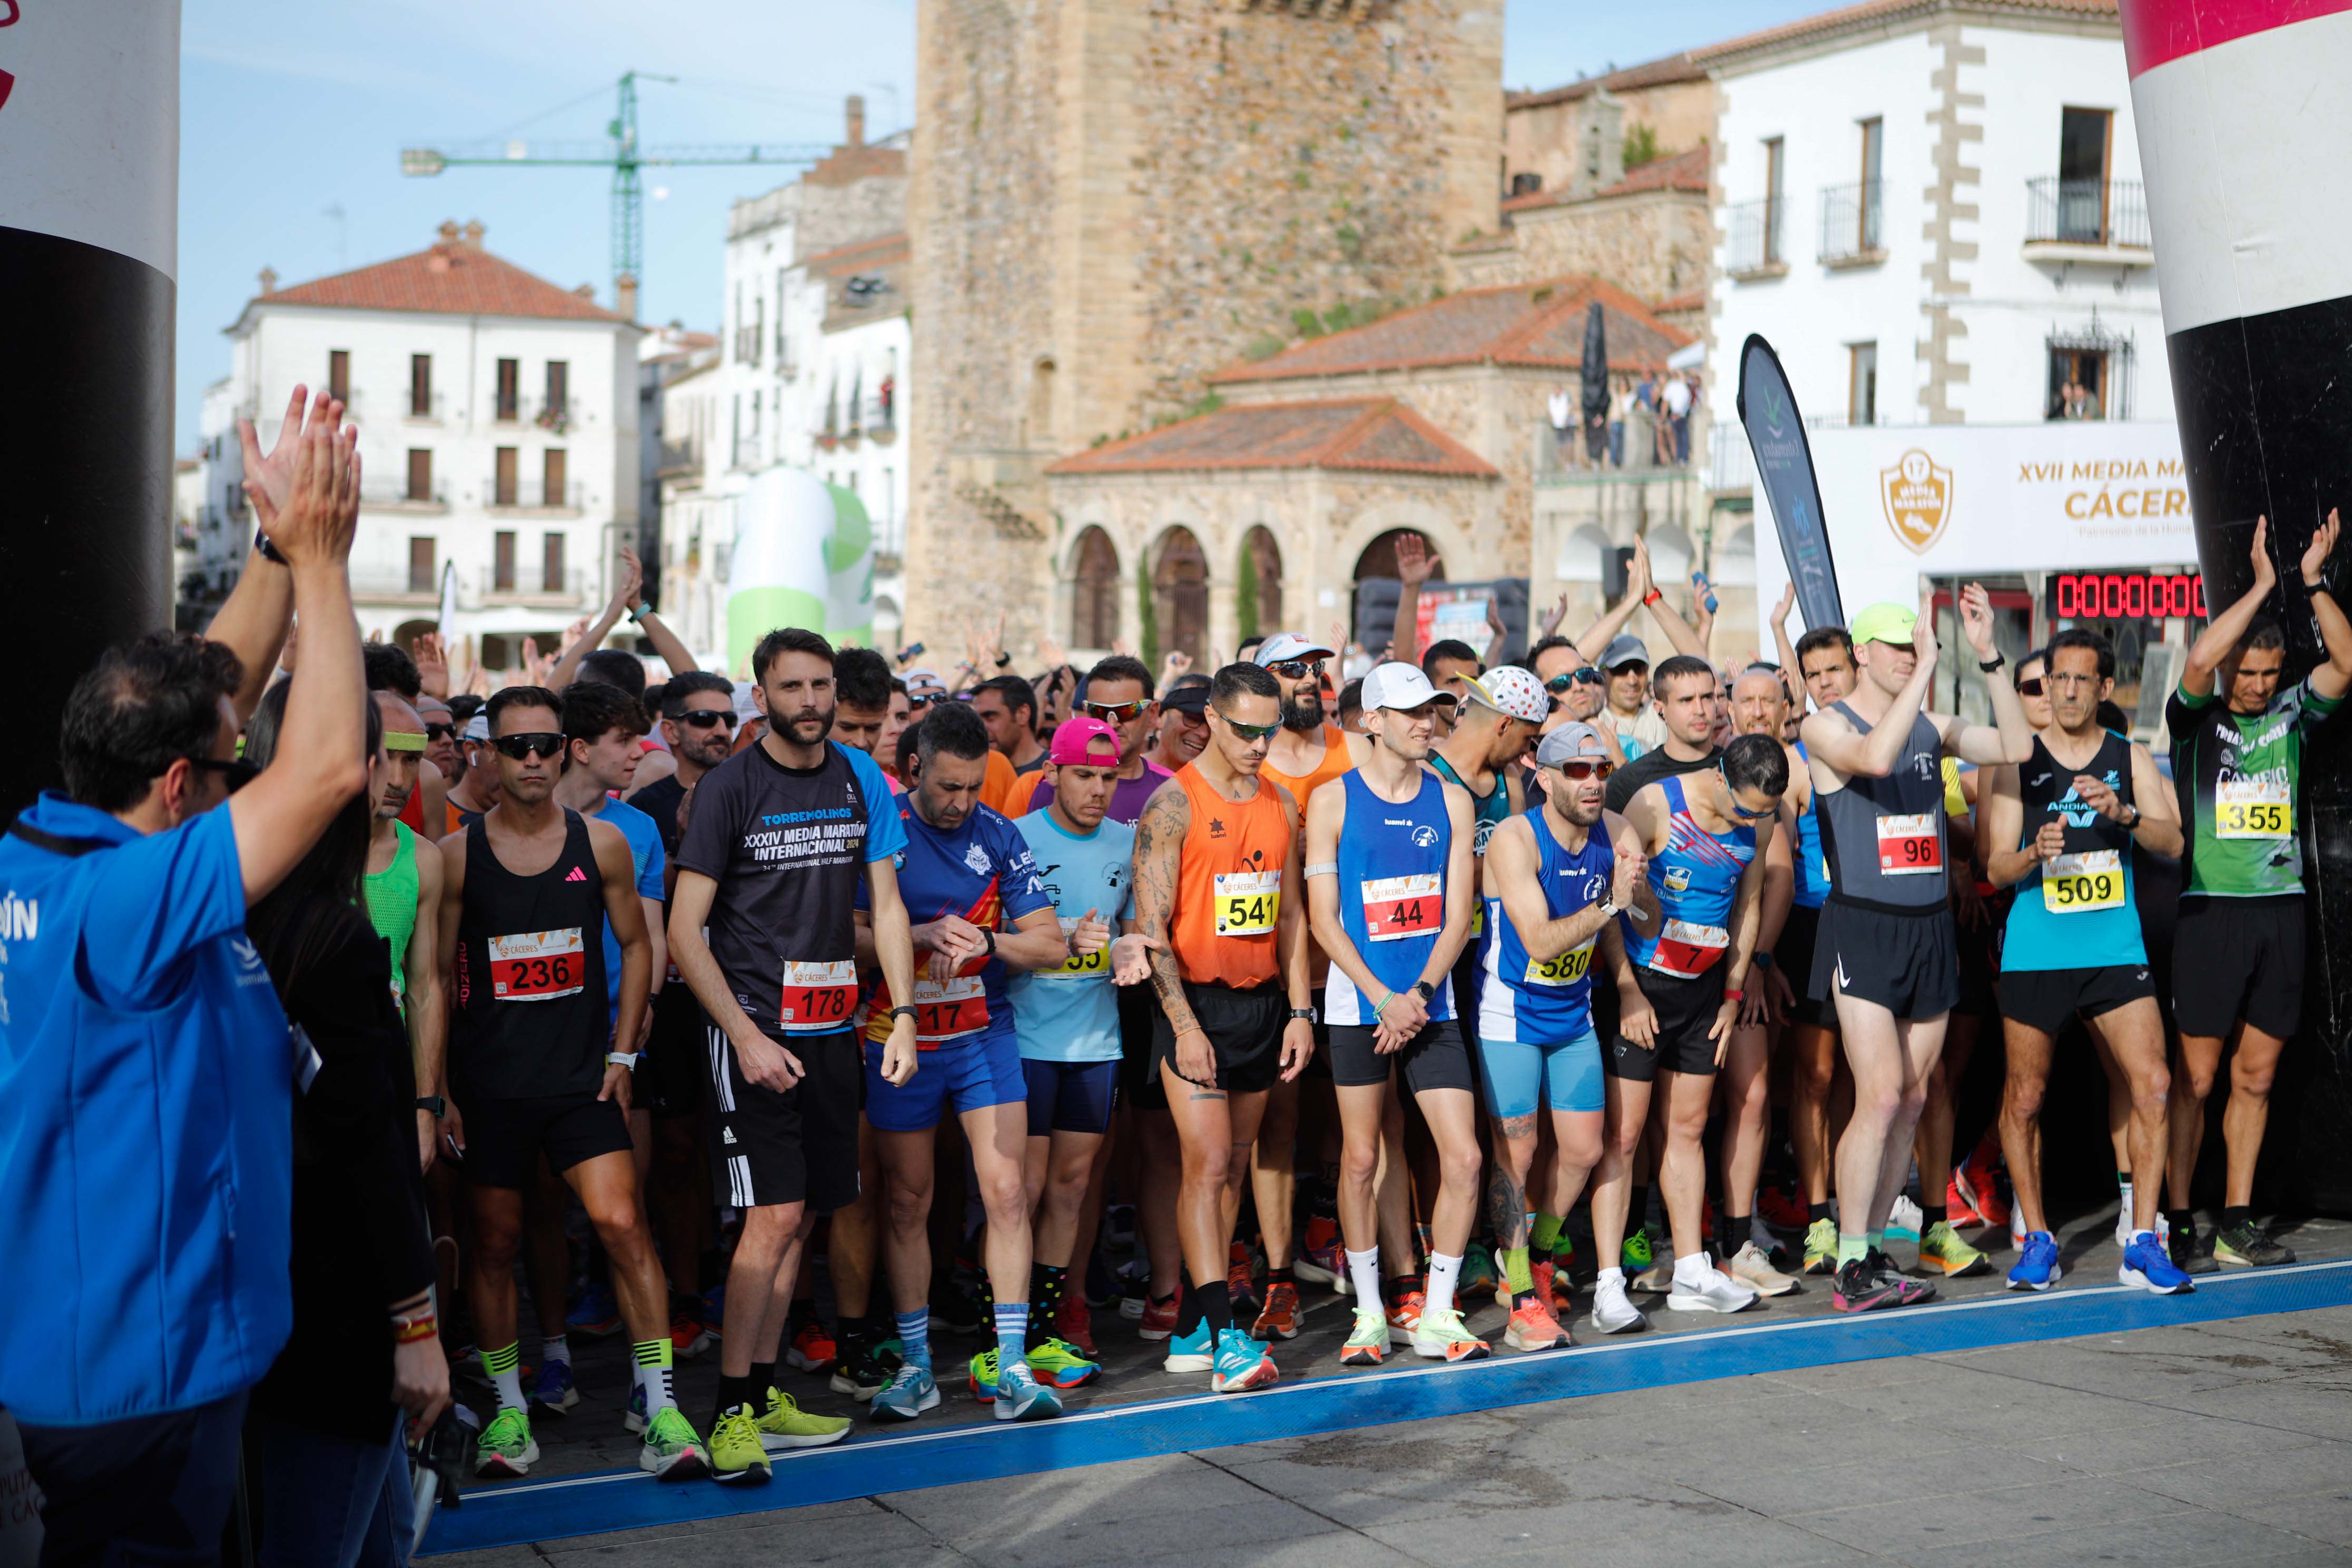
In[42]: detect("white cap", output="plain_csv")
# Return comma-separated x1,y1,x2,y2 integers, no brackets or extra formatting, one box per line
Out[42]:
1465,666,1550,726
1252,631,1338,667
1359,661,1458,713
731,680,763,727
462,713,491,742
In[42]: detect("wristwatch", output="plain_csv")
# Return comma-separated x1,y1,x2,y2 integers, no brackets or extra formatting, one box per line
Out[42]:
1978,653,2005,673
1289,1006,1318,1024
1599,896,1620,918
254,528,289,565
982,927,999,957
2120,803,2142,831
414,1095,447,1118
1413,979,1437,1004
890,1004,918,1021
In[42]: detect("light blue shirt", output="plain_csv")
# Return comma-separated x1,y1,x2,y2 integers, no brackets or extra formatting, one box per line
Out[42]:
1008,809,1135,1063
586,796,665,1028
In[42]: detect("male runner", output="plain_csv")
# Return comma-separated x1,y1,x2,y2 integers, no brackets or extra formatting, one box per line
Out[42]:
447,713,502,821
1131,662,1314,1393
974,672,1049,796
367,691,449,1174
1010,655,1172,821
1604,654,1723,812
1595,732,1787,1328
435,685,703,1480
1148,675,1212,773
670,628,916,1482
2164,514,2352,1269
1802,587,2032,1312
1785,624,1858,1273
1482,723,1647,1349
857,700,1078,1423
1983,628,2190,1293
831,646,898,759
1307,663,1485,1364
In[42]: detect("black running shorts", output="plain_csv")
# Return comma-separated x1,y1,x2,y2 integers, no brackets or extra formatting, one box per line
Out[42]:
640,985,705,1121
1608,967,1726,1082
1116,979,1167,1111
1327,1017,1476,1095
705,1025,863,1212
2171,894,2305,1041
1149,979,1286,1094
1776,905,1826,1026
1815,898,1959,1022
456,1091,633,1190
1999,964,2157,1038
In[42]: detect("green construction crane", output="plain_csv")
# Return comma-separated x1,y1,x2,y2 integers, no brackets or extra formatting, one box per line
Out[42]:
400,72,826,314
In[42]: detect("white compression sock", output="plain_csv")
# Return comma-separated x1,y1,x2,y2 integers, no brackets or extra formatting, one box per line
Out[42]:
1674,1251,1713,1285
1425,1253,1463,1318
1346,1247,1383,1310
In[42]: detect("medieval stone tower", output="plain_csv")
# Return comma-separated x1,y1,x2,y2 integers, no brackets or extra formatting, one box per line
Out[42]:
905,0,1505,653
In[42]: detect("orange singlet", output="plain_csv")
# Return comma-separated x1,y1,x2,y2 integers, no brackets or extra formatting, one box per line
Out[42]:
1171,761,1292,990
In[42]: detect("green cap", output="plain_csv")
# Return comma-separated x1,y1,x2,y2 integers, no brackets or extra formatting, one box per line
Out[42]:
1848,601,1918,648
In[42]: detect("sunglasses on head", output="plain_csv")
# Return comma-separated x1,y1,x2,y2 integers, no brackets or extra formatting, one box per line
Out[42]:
1214,709,1282,741
1085,699,1149,723
673,708,739,731
1554,757,1613,780
1268,659,1324,681
423,721,456,742
190,756,261,793
2016,677,2046,697
491,732,566,761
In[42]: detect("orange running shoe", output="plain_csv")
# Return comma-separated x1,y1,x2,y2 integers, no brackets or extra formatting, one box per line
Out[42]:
1503,1297,1572,1353
1251,1281,1300,1341
1384,1288,1425,1346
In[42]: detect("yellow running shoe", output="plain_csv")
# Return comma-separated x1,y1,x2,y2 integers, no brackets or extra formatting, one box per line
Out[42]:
756,1387,850,1451
707,1405,770,1485
1802,1217,1838,1276
1918,1220,1991,1277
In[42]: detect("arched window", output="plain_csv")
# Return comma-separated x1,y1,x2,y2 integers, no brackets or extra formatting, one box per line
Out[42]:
1239,526,1283,640
1071,526,1121,651
1153,526,1209,664
1350,527,1446,653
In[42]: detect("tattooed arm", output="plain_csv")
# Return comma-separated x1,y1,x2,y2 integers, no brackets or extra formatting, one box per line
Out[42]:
1131,777,1211,1084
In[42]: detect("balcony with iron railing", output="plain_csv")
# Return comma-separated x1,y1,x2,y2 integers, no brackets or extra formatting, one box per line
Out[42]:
2023,177,2152,263
403,391,448,424
350,567,444,602
486,479,585,515
1818,180,1885,267
658,437,702,476
479,566,588,605
1726,197,1790,279
359,476,449,513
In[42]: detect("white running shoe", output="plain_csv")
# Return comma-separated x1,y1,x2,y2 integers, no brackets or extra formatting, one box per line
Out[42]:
1723,1241,1799,1297
1632,1261,1674,1295
1589,1277,1649,1335
1749,1213,1780,1251
1886,1194,1925,1242
1666,1264,1760,1315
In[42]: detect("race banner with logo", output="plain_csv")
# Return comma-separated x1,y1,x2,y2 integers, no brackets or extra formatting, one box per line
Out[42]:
1736,335,1844,633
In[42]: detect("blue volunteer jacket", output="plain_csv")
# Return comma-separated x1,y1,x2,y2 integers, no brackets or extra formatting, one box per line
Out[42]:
0,792,293,1426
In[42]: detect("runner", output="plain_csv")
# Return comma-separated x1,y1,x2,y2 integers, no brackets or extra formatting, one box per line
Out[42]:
1130,661,1313,1394
1479,722,1647,1351
830,646,897,759
2164,514,2352,1269
1596,732,1787,1328
446,712,502,822
1603,654,1722,812
1783,625,1858,1275
669,628,911,1482
366,691,449,1176
1148,674,1212,773
857,700,1080,1423
1982,628,2191,1293
1306,663,1486,1364
1801,587,2033,1312
434,685,705,1482
1598,635,1666,757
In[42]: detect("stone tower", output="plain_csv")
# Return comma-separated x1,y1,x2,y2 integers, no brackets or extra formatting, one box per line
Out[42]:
905,0,1504,653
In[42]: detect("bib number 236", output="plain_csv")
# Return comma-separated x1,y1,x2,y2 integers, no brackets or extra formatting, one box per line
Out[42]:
488,928,585,1001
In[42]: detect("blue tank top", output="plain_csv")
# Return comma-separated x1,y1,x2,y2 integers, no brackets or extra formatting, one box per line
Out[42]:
1793,741,1830,910
1481,808,1614,1042
1624,773,1756,979
2001,731,2146,972
1323,769,1454,1027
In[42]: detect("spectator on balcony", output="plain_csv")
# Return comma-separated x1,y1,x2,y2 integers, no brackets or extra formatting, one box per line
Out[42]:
1547,388,1573,468
1609,377,1631,468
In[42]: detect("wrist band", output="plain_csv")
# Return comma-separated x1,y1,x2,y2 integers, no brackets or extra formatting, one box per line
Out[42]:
982,927,998,957
1721,987,1745,1002
1643,587,1662,606
1978,653,2005,672
254,528,289,565
1372,991,1393,1018
606,1052,639,1069
1304,860,1339,879
890,1004,917,1020
394,1312,438,1345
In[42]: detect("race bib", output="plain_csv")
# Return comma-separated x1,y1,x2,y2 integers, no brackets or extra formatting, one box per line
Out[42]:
911,974,989,1043
1042,917,1110,981
488,928,585,1001
1524,940,1594,987
1213,869,1280,936
1876,813,1943,875
1646,918,1729,979
2217,777,2292,839
779,959,858,1030
1470,901,1485,939
2042,849,2124,914
1363,873,1440,942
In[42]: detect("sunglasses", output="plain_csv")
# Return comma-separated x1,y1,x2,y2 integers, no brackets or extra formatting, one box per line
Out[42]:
906,691,943,710
1268,659,1324,681
1214,709,1282,741
190,756,260,793
1085,699,1149,723
674,708,739,731
1719,765,1778,819
491,732,566,761
2015,677,2046,697
1554,758,1614,780
423,721,456,742
1545,668,1605,693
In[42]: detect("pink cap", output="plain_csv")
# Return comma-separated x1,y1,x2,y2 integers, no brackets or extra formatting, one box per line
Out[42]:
1049,716,1122,766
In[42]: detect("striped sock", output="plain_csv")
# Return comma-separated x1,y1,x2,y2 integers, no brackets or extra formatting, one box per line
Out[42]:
894,1308,932,1372
483,1341,525,1412
633,1338,675,1416
994,1301,1029,1373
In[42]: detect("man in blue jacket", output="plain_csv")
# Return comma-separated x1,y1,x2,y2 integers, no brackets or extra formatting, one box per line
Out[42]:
0,388,371,1561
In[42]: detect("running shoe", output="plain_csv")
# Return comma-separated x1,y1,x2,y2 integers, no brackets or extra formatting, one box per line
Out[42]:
1503,1298,1572,1352
2170,1219,2220,1276
1054,1292,1099,1359
1296,1216,1346,1292
1723,1241,1799,1297
1547,1261,1577,1317
1138,1292,1179,1342
757,1388,850,1450
869,1362,940,1422
2213,1221,2296,1269
565,1282,621,1338
1339,1307,1388,1366
1227,1241,1260,1320
527,1358,579,1416
1865,1249,1937,1305
701,1284,727,1339
2119,1231,2195,1295
1531,1258,1557,1309
1757,1184,1809,1232
707,1405,769,1485
1589,1276,1648,1335
1461,1244,1500,1300
1945,1172,1986,1229
1025,1338,1102,1390
1211,1327,1278,1393
1384,1288,1426,1346
1885,1194,1925,1243
668,1299,712,1359
1120,1260,1153,1319
785,1311,836,1374
1620,1224,1656,1275
1917,1220,1991,1277
2007,1230,2062,1291
1410,1306,1491,1362
474,1407,537,1478
1831,1259,1903,1312
638,1405,707,1481
1162,1320,1214,1374
1801,1218,1838,1276
625,1382,647,1433
1105,1202,1137,1250
1633,1260,1674,1295
994,1358,1065,1422
830,1339,891,1402
1954,1149,2010,1230
1252,1281,1301,1341
1666,1264,1759,1315
932,1277,983,1336
1084,1250,1119,1309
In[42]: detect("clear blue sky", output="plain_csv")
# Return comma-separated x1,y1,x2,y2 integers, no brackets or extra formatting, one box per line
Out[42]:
175,0,1819,448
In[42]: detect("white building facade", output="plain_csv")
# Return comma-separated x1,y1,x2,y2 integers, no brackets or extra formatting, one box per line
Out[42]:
205,221,641,670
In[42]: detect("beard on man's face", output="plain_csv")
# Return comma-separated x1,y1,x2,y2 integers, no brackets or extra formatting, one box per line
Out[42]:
1280,688,1324,733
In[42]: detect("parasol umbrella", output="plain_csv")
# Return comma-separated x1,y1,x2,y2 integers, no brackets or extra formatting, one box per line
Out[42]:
1580,302,1610,463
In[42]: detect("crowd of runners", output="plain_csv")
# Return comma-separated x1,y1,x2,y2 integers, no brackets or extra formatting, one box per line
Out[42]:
6,392,2345,1556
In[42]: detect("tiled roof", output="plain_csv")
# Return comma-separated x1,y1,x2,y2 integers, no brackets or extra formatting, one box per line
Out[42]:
1692,0,2116,67
807,232,910,275
1653,289,1707,315
1047,398,1496,479
1502,146,1711,214
1506,53,1710,112
256,226,627,323
1209,276,1691,385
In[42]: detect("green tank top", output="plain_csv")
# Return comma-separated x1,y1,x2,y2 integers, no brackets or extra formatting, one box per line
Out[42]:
1429,752,1508,857
364,820,419,1017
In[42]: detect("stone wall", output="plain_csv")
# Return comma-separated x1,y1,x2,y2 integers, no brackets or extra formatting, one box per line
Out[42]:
1453,189,1713,303
1503,76,1716,198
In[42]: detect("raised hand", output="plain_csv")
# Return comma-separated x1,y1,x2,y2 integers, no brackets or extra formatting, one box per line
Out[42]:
611,546,645,616
2304,509,2340,587
1161,650,1193,685
1542,592,1570,638
1957,582,1997,660
1774,579,1797,627
413,632,450,699
2250,516,2277,592
1914,583,1942,669
1394,531,1439,588
244,410,359,569
1037,633,1067,673
237,385,343,522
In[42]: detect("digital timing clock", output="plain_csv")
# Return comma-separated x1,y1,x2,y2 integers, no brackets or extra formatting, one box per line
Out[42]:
2047,570,2207,621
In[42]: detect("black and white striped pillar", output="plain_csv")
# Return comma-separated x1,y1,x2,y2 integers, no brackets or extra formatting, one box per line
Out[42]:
0,2,180,814
2126,0,2352,1209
